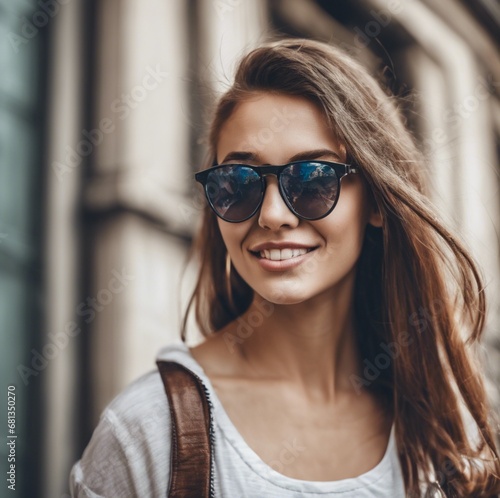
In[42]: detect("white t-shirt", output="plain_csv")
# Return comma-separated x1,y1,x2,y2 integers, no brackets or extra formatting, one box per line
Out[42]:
70,342,408,497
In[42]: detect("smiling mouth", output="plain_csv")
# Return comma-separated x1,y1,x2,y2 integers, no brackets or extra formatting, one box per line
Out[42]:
251,247,318,261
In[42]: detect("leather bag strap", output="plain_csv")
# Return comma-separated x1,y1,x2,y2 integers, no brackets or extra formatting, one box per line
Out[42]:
156,360,213,498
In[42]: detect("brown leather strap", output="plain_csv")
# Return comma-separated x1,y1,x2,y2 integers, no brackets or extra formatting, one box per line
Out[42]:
156,360,213,498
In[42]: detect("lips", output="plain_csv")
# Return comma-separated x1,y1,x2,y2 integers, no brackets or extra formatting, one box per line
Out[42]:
250,245,318,272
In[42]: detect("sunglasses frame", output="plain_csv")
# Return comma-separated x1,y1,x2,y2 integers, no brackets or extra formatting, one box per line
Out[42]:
195,160,358,223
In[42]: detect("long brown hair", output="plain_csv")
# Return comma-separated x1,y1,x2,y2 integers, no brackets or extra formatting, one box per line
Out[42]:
182,38,500,497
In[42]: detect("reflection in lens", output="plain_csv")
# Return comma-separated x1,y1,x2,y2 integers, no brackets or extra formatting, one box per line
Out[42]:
282,163,339,219
207,165,262,221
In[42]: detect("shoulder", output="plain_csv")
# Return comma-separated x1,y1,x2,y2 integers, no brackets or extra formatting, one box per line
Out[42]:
189,330,249,378
106,368,169,426
96,368,172,453
70,369,172,498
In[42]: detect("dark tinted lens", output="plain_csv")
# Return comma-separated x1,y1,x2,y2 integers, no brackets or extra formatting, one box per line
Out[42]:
206,165,262,221
281,163,339,219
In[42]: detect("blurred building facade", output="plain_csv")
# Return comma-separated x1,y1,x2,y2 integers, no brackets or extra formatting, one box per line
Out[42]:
0,1,499,497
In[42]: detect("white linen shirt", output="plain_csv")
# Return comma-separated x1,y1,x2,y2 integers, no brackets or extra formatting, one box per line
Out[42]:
70,342,408,497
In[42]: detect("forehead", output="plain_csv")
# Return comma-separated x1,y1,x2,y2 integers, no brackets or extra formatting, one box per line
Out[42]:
216,93,344,164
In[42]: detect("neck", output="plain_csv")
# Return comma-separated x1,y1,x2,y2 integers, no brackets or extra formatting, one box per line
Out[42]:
233,283,363,403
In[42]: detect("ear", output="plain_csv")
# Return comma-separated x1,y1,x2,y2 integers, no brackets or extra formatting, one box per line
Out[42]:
367,205,383,228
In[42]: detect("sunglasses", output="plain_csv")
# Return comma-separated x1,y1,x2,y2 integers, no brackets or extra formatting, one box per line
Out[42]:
194,160,358,223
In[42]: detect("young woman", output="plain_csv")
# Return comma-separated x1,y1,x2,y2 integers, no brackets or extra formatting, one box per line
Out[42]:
70,39,500,497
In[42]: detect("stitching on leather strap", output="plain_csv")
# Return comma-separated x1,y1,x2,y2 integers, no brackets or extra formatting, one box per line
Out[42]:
157,360,213,498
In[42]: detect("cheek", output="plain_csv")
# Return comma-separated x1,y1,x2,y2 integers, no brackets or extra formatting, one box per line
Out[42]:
317,194,368,255
217,220,251,253
320,221,365,260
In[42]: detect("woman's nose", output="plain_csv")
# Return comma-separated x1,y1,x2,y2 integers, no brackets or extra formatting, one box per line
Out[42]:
257,175,300,230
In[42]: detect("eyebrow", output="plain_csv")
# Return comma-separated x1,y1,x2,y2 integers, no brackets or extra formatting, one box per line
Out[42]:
220,148,343,164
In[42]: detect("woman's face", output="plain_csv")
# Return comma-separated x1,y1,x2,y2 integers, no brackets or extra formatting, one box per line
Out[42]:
216,92,381,305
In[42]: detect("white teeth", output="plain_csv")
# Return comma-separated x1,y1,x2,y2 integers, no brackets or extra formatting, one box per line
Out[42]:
259,248,310,261
270,249,281,260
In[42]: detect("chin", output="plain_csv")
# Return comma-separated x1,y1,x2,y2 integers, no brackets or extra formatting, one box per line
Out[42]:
256,288,310,306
